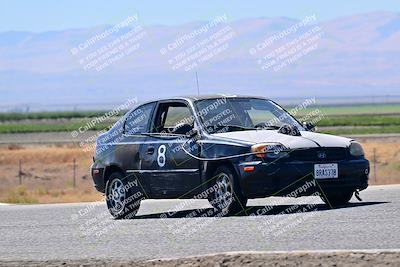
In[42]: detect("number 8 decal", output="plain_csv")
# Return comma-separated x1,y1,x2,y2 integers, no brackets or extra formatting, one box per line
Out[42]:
157,145,166,167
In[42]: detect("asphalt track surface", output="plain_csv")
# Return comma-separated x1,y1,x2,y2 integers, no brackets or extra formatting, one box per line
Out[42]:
0,185,399,262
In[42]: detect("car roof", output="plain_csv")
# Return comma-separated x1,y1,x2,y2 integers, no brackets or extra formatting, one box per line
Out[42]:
144,94,268,104
129,95,272,113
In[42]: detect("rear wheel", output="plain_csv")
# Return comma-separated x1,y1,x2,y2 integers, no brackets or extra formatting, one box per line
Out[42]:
105,172,143,219
320,190,353,207
208,166,247,216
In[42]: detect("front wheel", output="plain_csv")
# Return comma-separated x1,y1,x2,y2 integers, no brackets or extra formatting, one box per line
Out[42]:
320,190,354,207
207,166,247,216
105,172,143,219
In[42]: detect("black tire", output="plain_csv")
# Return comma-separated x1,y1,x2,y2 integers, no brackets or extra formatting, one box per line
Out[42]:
207,166,247,216
105,172,143,219
320,190,354,207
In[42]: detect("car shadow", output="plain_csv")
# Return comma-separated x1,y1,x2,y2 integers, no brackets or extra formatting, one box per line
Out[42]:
132,201,387,219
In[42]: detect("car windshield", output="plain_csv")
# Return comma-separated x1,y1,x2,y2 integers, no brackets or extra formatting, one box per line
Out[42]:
195,98,304,134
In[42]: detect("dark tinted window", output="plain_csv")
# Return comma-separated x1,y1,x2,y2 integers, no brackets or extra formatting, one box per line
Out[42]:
125,103,155,135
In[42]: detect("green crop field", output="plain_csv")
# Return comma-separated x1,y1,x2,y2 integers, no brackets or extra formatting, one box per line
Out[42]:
314,115,400,127
291,104,400,116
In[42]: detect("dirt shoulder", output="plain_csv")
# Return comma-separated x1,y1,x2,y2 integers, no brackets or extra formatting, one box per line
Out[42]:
1,251,399,266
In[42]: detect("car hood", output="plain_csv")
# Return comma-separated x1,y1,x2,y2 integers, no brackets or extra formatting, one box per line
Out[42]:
211,130,352,149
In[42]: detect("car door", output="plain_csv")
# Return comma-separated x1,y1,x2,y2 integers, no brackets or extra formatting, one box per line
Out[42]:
140,100,201,198
121,102,156,195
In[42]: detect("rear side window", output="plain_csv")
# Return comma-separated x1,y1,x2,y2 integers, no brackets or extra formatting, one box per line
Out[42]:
125,103,155,135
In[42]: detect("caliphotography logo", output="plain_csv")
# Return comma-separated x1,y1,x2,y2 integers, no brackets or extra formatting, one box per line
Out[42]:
0,1,399,267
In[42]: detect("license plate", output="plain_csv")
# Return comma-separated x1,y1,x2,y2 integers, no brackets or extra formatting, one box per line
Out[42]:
314,163,338,179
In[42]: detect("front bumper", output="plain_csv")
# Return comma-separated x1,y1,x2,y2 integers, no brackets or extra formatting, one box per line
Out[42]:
239,159,369,198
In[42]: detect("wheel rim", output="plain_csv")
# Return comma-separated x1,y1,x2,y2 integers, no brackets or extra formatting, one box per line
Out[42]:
214,172,233,209
108,179,126,214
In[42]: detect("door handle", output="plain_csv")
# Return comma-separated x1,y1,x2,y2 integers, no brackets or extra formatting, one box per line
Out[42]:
147,146,155,155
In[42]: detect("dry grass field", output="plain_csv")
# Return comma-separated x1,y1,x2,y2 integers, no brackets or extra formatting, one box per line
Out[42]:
358,137,400,185
0,138,399,204
0,144,102,203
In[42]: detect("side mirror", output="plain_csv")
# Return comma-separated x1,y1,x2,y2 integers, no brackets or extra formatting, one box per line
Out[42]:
187,128,199,138
303,122,316,132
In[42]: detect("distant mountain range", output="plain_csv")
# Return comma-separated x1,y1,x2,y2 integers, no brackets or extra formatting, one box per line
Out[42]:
0,11,399,110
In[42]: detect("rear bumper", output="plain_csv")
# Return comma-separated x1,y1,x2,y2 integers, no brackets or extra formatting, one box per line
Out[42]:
239,159,369,198
91,164,105,193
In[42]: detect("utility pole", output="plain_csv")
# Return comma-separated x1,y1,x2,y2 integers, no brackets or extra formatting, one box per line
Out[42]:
19,160,22,185
373,148,377,183
73,158,76,188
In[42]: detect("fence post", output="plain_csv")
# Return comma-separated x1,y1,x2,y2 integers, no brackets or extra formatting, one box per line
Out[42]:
73,158,76,188
373,148,377,182
18,159,22,185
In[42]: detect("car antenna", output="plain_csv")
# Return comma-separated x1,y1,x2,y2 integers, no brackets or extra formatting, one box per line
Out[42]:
195,72,200,96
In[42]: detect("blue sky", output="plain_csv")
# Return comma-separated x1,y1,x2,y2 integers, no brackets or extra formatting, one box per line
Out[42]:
0,0,399,32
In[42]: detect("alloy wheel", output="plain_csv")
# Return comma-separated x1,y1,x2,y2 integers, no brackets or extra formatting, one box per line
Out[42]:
108,179,126,214
214,173,233,209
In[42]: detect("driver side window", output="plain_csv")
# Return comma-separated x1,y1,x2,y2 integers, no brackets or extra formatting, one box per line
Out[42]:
153,102,194,135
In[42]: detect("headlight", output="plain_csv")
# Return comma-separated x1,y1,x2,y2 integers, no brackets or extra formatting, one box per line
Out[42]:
349,141,364,156
251,143,288,158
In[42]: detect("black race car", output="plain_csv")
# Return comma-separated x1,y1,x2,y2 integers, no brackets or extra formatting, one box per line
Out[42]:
91,95,369,218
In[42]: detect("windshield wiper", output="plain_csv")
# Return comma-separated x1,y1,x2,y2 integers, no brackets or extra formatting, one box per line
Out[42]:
254,123,281,130
209,124,255,133
258,125,281,130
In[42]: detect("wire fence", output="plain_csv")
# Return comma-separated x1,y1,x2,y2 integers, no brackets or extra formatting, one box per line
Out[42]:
16,158,85,189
